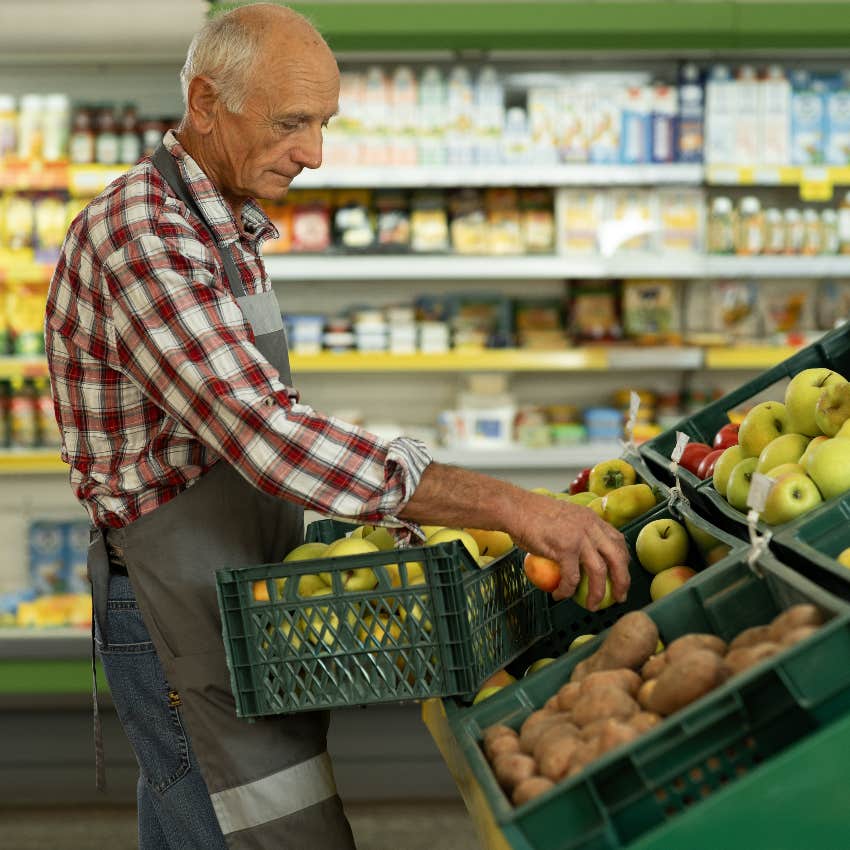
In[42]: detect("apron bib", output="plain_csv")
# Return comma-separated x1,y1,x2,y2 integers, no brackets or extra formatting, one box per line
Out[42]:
87,145,355,849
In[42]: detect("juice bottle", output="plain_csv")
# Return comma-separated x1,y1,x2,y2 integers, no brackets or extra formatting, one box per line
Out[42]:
736,196,764,255
707,196,735,254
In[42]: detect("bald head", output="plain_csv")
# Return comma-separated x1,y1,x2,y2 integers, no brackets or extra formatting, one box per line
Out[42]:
180,2,334,114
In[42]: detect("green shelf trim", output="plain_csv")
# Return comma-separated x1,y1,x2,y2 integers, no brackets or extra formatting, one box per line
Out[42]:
209,2,850,52
0,660,107,695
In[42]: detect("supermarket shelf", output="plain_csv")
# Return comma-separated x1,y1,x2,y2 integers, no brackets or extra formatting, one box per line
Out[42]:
430,442,620,470
706,164,850,188
704,346,802,370
705,256,850,278
0,356,49,380
264,254,707,281
0,627,90,661
293,163,705,190
0,451,65,475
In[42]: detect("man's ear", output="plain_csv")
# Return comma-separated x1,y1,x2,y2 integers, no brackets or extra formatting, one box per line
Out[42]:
186,75,220,134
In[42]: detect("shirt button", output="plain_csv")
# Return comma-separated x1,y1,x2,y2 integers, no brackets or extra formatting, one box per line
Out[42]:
263,395,276,407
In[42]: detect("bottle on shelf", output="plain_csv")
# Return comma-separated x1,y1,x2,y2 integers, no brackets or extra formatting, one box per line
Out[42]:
140,117,165,158
68,105,96,164
16,93,44,160
677,62,704,163
822,209,839,255
764,207,786,255
41,93,70,162
119,103,142,164
802,208,824,256
94,105,120,165
8,378,38,450
0,94,17,159
784,207,804,254
736,195,764,255
707,196,735,254
838,191,850,255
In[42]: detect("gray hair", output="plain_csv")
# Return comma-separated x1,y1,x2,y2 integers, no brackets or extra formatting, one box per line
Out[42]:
179,10,264,114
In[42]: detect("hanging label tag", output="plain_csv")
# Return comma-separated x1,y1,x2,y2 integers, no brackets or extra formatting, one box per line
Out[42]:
623,390,641,449
747,472,773,515
671,431,690,465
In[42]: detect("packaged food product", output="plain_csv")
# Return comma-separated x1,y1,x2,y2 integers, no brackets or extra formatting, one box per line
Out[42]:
0,95,16,159
119,103,142,164
448,188,488,255
9,377,38,448
656,188,703,253
621,279,680,344
514,298,567,349
7,279,48,355
410,191,449,253
557,189,604,255
94,107,120,165
417,66,447,167
569,280,622,342
784,207,805,254
583,407,623,442
35,378,62,449
16,94,44,160
68,106,96,164
361,65,390,167
448,293,512,349
527,87,559,165
815,281,850,330
605,189,655,254
822,208,839,254
707,196,735,254
290,191,332,253
34,195,68,264
587,85,622,164
557,83,590,163
735,195,764,255
764,207,786,255
485,188,523,255
374,190,411,251
519,189,555,254
715,280,760,339
801,208,823,255
333,189,374,251
3,195,35,252
28,519,66,595
261,201,293,254
760,283,811,338
474,66,505,167
677,63,704,164
500,106,531,165
838,191,850,254
388,66,418,166
42,94,70,162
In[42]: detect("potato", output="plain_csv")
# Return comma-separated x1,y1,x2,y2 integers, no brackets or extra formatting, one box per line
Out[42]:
781,625,819,647
566,739,600,777
531,720,580,763
637,679,657,711
570,657,594,683
595,719,639,756
512,776,555,806
647,650,727,716
629,711,662,734
728,624,772,652
641,653,667,681
485,733,522,761
482,724,516,749
492,752,536,791
666,633,727,663
556,682,582,712
768,604,824,643
570,612,659,683
538,734,583,781
520,711,568,754
544,694,560,712
725,642,780,675
580,669,642,698
572,687,639,727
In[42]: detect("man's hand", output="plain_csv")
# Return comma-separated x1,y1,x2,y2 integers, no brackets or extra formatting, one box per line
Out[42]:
510,493,631,611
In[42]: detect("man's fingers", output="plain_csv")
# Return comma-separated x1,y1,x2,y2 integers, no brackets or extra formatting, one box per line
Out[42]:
592,529,631,602
552,550,580,602
578,539,608,611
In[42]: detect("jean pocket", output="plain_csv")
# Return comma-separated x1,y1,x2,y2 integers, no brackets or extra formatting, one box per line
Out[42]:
99,606,191,793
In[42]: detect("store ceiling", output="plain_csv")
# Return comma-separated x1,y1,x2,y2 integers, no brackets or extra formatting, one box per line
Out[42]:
0,0,207,64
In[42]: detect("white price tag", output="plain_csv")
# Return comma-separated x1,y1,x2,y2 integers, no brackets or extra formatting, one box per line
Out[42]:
671,431,690,465
747,472,774,515
622,390,641,447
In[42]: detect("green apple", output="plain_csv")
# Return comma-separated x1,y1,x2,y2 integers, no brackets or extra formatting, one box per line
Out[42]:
568,634,596,652
465,528,514,558
683,516,721,555
760,471,823,525
425,527,480,562
649,566,696,601
572,572,616,611
755,432,810,473
365,526,396,551
784,368,847,437
524,658,556,676
712,445,745,498
765,462,806,478
320,537,380,590
635,518,690,575
472,685,504,704
814,382,850,437
418,525,444,540
837,547,850,568
300,587,341,647
349,524,375,539
805,437,850,501
283,542,330,562
477,555,495,567
799,435,828,468
725,457,759,511
738,401,790,458
836,420,850,439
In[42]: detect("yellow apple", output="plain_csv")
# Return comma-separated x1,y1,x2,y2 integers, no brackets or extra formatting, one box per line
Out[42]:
365,526,396,551
397,577,432,633
465,528,514,559
814,382,850,436
283,542,330,562
418,525,444,540
480,668,517,689
568,634,596,652
320,537,380,590
804,437,850,500
356,612,403,647
472,685,503,704
573,573,616,610
349,524,375,539
836,420,850,439
712,445,745,498
649,566,696,601
836,547,850,568
602,483,656,529
738,401,790,458
798,434,828,468
425,527,480,562
524,658,556,676
477,555,495,568
784,368,846,436
755,432,810,474
765,462,806,478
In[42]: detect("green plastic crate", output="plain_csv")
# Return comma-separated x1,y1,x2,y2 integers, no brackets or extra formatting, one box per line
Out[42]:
772,489,850,601
216,522,550,717
508,498,739,674
639,323,850,499
450,549,850,850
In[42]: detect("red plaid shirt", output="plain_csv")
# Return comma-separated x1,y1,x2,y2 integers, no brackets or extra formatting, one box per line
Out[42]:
45,130,431,529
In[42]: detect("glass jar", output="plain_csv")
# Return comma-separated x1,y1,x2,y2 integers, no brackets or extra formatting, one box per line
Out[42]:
736,195,764,255
69,106,95,164
764,207,786,255
822,209,839,255
707,196,735,254
838,192,850,255
42,93,70,161
802,208,823,255
784,208,804,255
94,106,120,165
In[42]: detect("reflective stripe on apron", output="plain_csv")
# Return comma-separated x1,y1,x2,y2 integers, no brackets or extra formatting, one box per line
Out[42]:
87,145,356,849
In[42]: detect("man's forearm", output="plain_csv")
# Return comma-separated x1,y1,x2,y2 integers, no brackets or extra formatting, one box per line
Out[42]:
397,461,528,538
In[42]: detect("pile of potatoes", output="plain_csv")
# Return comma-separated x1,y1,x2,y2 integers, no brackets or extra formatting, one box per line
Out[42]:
481,604,825,807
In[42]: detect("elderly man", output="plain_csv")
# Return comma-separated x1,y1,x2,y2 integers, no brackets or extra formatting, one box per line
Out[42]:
45,3,629,848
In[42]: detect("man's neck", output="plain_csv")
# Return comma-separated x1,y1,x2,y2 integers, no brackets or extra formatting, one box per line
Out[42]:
173,124,245,224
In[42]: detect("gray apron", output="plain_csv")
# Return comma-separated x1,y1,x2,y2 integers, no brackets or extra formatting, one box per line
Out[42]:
87,145,356,849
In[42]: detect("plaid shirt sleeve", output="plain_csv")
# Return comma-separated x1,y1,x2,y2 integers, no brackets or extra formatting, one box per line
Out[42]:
101,232,432,522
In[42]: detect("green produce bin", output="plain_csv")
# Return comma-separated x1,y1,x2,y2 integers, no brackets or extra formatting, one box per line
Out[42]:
507,498,739,675
449,550,850,850
639,323,850,498
772,489,850,601
216,520,550,717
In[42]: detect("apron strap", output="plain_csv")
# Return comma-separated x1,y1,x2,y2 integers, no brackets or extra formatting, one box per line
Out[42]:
87,527,111,792
151,144,247,299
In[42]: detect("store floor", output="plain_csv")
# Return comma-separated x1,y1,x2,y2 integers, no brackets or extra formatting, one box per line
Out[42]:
0,802,483,849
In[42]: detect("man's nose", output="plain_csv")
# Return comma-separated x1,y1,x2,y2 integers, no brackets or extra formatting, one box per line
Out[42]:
291,128,323,170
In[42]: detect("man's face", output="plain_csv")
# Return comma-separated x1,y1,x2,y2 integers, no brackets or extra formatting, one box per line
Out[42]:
211,50,339,204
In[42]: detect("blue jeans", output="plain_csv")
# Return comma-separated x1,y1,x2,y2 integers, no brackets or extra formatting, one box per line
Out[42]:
95,573,228,850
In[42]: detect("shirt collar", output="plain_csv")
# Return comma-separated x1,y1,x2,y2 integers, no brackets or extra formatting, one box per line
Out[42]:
163,130,277,246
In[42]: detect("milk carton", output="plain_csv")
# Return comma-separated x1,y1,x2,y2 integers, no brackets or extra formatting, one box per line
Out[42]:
734,65,760,165
791,70,826,165
28,520,65,595
63,521,91,595
588,85,622,164
705,64,735,164
677,63,704,163
620,85,652,164
389,66,418,167
474,66,504,166
759,65,792,165
826,71,850,165
651,83,678,163
527,86,559,165
417,66,446,166
557,83,590,162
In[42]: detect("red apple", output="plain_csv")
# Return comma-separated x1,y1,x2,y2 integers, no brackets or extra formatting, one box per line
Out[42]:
569,467,592,495
696,448,725,480
523,553,561,593
679,442,714,475
713,423,740,450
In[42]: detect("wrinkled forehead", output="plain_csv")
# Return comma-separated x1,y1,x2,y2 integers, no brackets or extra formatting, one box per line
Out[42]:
252,47,340,115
